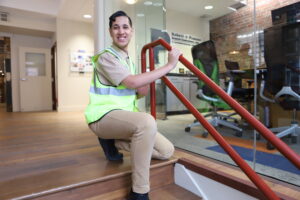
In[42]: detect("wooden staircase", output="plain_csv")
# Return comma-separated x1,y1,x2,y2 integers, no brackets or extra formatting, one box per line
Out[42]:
0,111,199,200
1,154,200,200
1,111,299,200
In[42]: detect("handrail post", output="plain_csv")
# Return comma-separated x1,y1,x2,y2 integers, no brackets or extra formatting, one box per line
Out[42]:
149,48,156,119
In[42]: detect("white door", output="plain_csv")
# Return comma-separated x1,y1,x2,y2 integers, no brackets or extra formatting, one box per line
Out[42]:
19,47,52,112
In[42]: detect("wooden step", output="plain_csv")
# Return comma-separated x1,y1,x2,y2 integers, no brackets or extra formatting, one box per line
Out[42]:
0,111,199,200
2,111,298,200
2,156,177,200
149,183,201,200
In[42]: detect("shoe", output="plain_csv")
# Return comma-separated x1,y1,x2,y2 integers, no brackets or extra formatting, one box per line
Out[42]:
127,189,149,200
98,138,123,161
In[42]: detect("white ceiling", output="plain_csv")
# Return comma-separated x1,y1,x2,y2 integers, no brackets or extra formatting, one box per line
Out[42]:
0,0,62,16
0,0,242,22
0,0,94,23
166,0,240,19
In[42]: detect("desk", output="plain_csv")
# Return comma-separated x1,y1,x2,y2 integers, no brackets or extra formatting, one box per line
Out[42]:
222,67,267,80
226,68,299,128
165,73,203,114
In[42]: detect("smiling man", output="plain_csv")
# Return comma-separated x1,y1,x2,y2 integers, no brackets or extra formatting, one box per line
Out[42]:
85,10,181,200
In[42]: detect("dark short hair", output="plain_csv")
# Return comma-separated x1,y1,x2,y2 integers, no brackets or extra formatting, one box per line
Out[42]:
109,10,132,28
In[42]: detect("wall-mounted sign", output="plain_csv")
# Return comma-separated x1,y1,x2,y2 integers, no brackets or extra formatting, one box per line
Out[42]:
171,32,202,46
70,50,93,73
151,28,171,64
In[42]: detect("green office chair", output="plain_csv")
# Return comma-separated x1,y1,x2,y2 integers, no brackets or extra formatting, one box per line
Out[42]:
185,41,243,137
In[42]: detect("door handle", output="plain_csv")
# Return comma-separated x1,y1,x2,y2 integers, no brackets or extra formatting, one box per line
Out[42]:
20,78,27,81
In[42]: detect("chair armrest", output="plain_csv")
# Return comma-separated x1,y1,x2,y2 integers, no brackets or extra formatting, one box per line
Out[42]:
229,70,246,74
197,89,219,102
194,79,233,100
226,81,234,96
259,80,275,103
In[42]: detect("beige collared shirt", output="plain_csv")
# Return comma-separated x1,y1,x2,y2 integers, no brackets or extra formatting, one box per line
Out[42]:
96,45,132,86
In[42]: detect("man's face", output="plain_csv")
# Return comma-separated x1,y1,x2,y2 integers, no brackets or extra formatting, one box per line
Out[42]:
109,16,133,51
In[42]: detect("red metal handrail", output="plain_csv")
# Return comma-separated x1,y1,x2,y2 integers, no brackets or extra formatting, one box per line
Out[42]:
141,39,300,200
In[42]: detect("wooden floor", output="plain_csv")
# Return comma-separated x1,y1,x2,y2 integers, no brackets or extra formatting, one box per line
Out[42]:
0,109,200,200
0,108,299,199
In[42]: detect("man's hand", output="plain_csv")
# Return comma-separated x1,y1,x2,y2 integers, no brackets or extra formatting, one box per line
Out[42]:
136,84,149,98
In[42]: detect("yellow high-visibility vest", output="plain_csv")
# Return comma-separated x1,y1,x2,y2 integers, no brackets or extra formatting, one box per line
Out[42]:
85,47,138,124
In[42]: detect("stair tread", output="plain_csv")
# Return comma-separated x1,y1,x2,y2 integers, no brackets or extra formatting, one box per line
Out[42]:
0,150,176,200
84,184,201,200
0,110,177,200
149,183,201,200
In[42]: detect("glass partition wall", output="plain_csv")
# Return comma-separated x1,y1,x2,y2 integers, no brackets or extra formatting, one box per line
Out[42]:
207,0,299,186
114,0,299,186
134,0,167,115
156,0,299,186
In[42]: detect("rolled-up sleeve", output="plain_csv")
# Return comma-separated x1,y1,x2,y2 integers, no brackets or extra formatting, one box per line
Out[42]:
98,52,131,86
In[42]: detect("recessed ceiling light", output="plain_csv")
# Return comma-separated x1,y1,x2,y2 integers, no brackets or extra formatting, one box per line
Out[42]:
229,50,239,55
153,2,162,7
83,14,92,19
125,0,138,4
204,5,213,10
228,7,237,12
137,13,145,17
144,1,153,6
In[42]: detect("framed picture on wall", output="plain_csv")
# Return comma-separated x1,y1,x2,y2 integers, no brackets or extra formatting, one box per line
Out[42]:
70,50,93,73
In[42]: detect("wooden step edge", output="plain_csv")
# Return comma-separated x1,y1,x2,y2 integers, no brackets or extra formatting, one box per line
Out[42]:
13,157,178,200
178,158,297,200
150,157,178,170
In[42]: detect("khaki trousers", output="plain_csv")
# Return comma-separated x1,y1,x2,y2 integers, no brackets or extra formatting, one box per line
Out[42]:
89,110,174,194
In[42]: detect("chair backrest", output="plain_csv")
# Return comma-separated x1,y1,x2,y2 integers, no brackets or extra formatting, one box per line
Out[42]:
191,41,231,110
264,22,300,110
224,60,239,70
224,60,243,88
191,41,219,96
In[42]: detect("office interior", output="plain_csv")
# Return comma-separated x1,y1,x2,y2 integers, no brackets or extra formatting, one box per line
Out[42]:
0,0,299,190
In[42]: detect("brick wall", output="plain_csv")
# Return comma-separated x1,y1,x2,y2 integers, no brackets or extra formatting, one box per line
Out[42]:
210,0,299,71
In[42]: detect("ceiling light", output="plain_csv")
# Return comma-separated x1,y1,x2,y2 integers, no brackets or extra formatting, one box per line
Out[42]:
83,14,92,19
25,62,35,65
125,0,138,4
228,7,237,11
144,1,153,6
204,5,213,10
137,13,145,17
153,2,162,7
229,50,239,55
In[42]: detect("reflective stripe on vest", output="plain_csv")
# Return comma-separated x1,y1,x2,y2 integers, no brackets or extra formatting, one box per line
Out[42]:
89,86,136,96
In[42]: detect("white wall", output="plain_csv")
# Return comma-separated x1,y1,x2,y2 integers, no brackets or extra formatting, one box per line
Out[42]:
2,33,53,111
0,0,61,16
0,8,56,33
2,3,210,113
166,9,210,73
56,18,93,112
